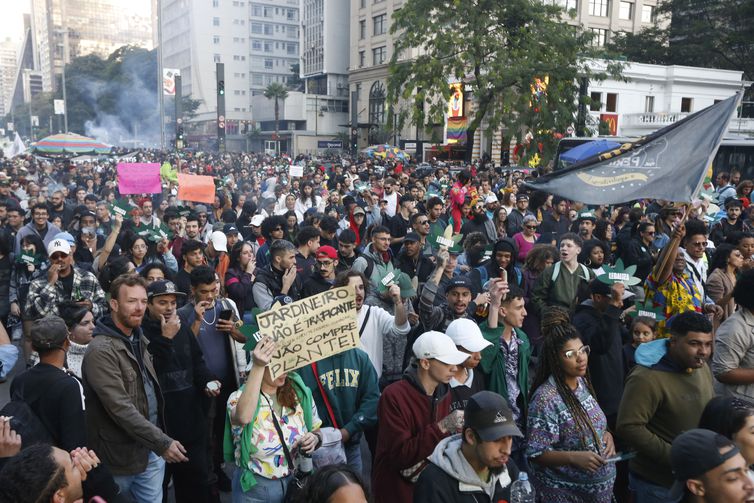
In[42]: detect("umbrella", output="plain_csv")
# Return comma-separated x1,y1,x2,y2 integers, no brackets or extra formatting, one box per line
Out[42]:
30,133,114,157
362,144,411,162
559,139,621,165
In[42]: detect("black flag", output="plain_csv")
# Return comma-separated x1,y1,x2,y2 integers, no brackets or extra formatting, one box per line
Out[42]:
525,92,742,204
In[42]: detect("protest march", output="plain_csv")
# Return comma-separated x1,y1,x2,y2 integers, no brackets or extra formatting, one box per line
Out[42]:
1,94,754,503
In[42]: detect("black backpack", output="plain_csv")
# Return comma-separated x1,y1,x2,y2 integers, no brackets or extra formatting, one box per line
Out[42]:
0,400,55,448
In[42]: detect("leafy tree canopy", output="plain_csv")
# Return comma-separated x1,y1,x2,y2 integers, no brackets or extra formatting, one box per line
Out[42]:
387,0,622,163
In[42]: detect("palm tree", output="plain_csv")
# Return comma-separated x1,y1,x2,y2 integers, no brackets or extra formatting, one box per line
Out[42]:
264,82,289,153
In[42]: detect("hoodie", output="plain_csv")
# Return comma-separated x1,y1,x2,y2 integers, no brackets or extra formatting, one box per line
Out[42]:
615,338,714,487
372,365,452,503
414,435,518,503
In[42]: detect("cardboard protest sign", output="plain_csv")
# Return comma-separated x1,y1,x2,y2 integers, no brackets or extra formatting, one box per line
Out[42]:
177,173,216,204
117,163,162,195
254,287,358,379
289,164,304,177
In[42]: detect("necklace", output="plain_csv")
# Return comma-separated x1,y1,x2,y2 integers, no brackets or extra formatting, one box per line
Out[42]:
201,301,217,325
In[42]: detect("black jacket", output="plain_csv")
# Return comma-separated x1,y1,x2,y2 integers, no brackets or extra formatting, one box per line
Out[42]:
415,453,519,503
572,300,628,420
141,312,216,443
395,250,434,286
301,270,333,298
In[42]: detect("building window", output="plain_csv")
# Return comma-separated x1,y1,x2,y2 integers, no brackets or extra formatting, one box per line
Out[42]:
681,97,693,113
213,35,220,44
619,1,632,19
372,46,387,65
589,0,609,16
360,0,365,7
252,74,263,85
373,14,387,36
369,81,386,125
252,5,262,16
265,58,273,69
641,5,655,22
263,6,272,17
590,28,608,46
264,42,272,52
265,24,273,35
547,0,577,10
287,9,297,21
213,54,221,62
644,95,655,113
213,17,220,26
251,23,263,33
359,20,366,40
605,92,617,112
212,0,219,6
252,39,262,50
359,50,365,67
590,91,602,111
287,44,296,54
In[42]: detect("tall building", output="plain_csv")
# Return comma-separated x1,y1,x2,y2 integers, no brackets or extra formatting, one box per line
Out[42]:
31,0,154,93
348,0,661,159
160,0,301,149
0,39,18,117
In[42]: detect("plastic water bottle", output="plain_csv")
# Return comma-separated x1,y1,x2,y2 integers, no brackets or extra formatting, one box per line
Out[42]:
510,471,535,503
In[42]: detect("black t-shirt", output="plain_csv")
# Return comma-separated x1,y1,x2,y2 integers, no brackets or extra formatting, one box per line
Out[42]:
61,272,74,298
388,213,412,255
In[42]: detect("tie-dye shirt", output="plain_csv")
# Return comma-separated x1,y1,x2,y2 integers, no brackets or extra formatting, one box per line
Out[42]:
227,390,322,479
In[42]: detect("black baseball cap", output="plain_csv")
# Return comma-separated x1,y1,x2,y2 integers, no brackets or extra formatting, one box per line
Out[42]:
223,224,240,235
669,429,741,500
147,280,186,300
404,232,421,243
464,391,523,441
445,276,473,293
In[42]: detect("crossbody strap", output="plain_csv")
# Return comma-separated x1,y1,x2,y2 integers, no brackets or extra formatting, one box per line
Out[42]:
359,305,371,338
310,361,339,429
262,394,295,470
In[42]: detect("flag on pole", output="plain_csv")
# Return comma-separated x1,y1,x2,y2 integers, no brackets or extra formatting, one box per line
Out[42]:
524,93,742,204
3,133,26,158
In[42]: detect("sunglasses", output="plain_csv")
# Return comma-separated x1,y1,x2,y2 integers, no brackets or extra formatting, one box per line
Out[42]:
563,345,590,360
525,225,537,230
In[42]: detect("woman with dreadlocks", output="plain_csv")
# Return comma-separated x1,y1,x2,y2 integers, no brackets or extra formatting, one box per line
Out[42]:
525,307,616,502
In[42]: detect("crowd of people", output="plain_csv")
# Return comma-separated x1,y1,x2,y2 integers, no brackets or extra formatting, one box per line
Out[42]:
0,149,752,503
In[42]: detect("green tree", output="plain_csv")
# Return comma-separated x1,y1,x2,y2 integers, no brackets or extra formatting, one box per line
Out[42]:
264,82,289,148
607,27,670,65
388,0,621,163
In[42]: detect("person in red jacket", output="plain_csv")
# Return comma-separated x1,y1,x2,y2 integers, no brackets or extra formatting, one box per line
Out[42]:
372,331,468,503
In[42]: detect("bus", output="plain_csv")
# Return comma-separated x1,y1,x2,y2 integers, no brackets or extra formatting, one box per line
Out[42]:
554,136,754,178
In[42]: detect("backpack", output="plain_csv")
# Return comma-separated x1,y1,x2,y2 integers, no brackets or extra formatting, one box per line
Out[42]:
551,261,591,283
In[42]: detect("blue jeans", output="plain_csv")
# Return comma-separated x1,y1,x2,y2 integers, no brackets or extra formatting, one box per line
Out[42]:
232,468,292,503
629,472,680,503
345,441,363,474
112,451,165,503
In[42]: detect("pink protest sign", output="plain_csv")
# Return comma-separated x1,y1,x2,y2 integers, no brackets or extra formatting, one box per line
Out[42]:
117,163,162,194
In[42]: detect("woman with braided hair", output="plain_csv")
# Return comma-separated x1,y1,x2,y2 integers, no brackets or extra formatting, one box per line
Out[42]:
525,307,616,502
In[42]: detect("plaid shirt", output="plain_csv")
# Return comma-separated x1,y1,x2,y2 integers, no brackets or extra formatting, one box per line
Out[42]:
25,267,107,320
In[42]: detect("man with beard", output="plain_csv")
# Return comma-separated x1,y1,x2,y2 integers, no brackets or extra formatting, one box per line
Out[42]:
461,200,497,243
48,190,74,229
83,274,188,503
395,232,434,287
506,194,532,237
539,196,570,243
577,211,597,242
141,280,219,502
335,229,359,274
414,391,521,503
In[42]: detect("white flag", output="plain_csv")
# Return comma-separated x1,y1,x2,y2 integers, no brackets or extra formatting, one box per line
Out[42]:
3,133,26,158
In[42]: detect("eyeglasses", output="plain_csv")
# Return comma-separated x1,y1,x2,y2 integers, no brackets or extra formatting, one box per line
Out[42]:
273,226,284,231
691,241,708,247
645,231,656,235
525,225,537,230
417,220,429,225
318,260,334,266
563,345,590,360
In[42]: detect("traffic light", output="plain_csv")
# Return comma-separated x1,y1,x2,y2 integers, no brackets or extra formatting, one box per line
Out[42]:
218,80,225,96
177,127,184,141
350,128,358,154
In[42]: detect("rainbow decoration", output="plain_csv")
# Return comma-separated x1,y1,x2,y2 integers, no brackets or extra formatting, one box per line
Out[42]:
447,117,467,144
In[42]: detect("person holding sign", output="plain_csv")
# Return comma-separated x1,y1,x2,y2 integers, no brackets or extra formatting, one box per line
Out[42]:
225,337,322,503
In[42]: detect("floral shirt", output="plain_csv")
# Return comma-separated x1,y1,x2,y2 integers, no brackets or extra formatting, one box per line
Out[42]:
227,390,321,479
644,272,703,337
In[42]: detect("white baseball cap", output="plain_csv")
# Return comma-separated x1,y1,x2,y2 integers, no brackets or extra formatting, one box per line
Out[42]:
485,194,499,204
413,331,469,365
209,231,228,252
47,238,71,256
445,319,493,353
250,214,265,227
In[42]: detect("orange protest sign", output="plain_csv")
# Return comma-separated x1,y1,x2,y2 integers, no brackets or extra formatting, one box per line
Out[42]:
177,173,216,204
